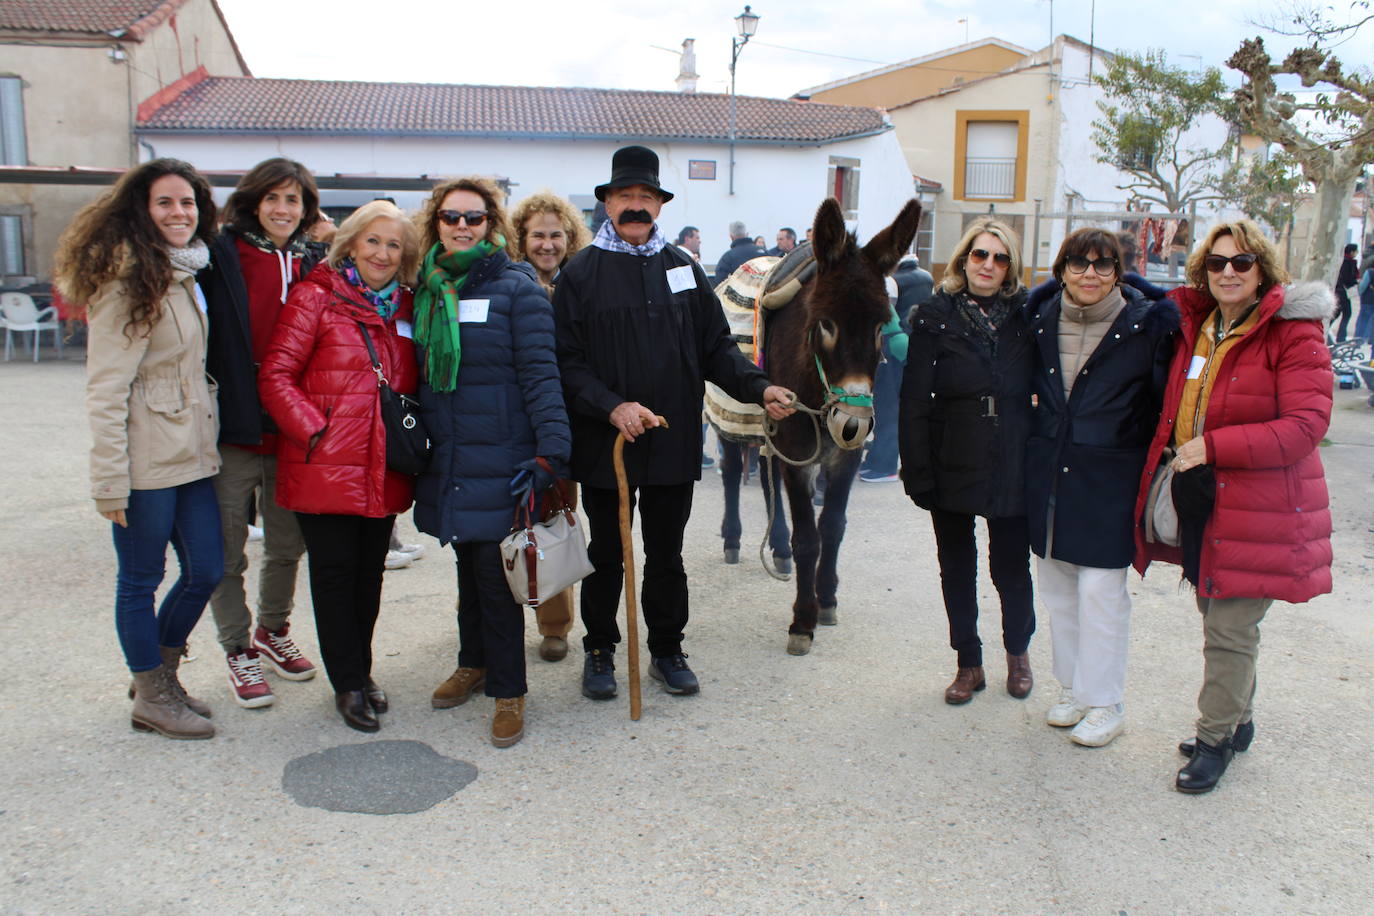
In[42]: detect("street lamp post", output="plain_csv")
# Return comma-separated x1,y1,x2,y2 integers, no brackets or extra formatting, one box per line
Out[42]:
728,4,760,196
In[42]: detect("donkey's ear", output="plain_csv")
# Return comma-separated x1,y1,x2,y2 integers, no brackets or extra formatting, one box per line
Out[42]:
861,199,922,276
811,197,852,271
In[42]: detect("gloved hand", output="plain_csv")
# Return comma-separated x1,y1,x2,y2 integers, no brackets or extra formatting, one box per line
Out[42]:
510,457,559,503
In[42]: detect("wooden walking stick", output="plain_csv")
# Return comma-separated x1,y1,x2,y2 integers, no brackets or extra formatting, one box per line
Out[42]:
612,416,668,722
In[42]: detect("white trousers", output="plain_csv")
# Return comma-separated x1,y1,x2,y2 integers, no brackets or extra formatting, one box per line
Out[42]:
1036,556,1131,707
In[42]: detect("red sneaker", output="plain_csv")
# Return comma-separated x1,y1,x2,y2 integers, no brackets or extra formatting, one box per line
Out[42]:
252,623,318,681
226,648,275,708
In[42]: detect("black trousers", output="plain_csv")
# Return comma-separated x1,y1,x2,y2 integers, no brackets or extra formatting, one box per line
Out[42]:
929,508,1035,668
454,540,526,698
580,482,693,658
295,512,394,693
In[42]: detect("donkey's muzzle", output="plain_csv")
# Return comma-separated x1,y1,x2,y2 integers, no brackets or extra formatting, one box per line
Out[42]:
827,403,874,450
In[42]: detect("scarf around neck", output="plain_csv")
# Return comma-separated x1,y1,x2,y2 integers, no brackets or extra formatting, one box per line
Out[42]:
237,225,309,256
591,219,668,257
414,238,500,392
956,290,1013,356
166,239,210,274
339,258,402,319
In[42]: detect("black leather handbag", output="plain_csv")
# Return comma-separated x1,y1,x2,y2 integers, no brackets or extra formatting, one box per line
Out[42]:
354,320,430,475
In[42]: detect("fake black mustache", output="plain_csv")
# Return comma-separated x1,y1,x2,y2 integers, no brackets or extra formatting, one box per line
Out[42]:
617,209,654,225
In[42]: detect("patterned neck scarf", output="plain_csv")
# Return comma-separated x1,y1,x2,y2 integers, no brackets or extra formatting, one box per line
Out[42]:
237,225,310,256
591,219,668,257
413,238,501,392
955,290,1013,356
339,258,402,319
166,239,210,274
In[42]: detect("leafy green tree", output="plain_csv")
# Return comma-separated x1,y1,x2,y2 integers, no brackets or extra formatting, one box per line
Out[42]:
1092,50,1233,212
1218,149,1306,236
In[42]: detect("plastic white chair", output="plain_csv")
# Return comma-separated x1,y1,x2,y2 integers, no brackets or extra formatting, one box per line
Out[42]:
1,292,63,362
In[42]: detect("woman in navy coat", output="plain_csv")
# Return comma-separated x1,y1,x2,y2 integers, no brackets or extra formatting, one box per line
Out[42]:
412,178,571,748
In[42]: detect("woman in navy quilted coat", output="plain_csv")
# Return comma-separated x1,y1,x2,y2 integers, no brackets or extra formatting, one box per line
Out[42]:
412,177,571,749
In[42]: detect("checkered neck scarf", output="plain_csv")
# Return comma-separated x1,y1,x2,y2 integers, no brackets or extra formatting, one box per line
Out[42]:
591,219,668,257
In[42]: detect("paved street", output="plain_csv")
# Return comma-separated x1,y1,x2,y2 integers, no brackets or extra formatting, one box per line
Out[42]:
2,353,1372,914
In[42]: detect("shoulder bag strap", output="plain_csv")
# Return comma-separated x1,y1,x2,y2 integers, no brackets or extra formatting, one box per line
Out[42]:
353,319,388,388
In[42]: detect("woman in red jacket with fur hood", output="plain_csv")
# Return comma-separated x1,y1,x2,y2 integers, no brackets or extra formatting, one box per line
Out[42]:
259,200,420,733
1133,220,1333,795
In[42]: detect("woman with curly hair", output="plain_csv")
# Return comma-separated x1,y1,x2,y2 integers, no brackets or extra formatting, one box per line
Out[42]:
55,158,224,740
416,177,571,748
509,190,588,662
1134,220,1332,793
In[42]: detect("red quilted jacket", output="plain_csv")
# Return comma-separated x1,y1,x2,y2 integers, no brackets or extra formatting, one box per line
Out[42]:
1132,281,1333,602
259,263,418,517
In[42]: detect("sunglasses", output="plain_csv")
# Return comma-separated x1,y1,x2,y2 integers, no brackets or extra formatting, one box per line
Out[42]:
968,248,1011,266
1204,253,1259,274
437,209,488,227
1064,255,1118,276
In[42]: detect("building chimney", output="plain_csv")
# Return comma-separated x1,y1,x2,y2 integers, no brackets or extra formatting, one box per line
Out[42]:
676,38,699,94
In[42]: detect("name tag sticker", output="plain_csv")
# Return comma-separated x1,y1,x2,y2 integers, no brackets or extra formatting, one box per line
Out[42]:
394,319,414,339
459,299,490,323
666,265,697,294
1187,355,1206,379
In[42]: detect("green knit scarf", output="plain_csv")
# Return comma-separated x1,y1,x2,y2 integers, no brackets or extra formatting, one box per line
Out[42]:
413,238,500,392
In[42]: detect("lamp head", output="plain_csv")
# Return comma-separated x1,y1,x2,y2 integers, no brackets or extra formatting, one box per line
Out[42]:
735,5,760,39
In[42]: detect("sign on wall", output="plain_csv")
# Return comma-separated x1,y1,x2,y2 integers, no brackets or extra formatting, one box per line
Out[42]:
688,160,717,180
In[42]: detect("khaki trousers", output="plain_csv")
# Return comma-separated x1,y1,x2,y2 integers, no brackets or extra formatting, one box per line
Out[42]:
533,482,577,639
209,446,305,652
1194,594,1273,745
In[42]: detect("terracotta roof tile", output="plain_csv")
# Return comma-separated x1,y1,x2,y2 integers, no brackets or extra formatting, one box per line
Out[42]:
137,77,890,144
0,0,184,38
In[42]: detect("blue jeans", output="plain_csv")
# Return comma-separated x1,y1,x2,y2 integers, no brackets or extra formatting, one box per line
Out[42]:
860,349,902,477
1355,302,1374,343
111,478,224,672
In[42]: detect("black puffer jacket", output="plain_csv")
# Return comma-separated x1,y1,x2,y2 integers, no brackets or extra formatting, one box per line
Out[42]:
1024,280,1178,568
898,288,1032,518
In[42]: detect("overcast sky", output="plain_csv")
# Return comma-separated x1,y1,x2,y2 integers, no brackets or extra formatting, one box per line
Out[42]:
215,0,1372,98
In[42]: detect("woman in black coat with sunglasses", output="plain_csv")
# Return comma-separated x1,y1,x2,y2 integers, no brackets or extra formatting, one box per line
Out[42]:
899,217,1036,707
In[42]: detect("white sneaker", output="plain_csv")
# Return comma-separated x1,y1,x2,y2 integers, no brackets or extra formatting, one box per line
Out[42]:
393,542,425,561
1046,686,1087,727
246,524,264,542
1070,703,1126,747
384,549,413,570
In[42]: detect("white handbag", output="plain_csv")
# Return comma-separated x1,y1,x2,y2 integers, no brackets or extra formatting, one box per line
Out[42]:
1143,447,1180,547
499,483,594,607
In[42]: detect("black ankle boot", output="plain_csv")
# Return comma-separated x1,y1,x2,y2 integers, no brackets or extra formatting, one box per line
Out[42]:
1178,720,1254,757
1176,737,1234,794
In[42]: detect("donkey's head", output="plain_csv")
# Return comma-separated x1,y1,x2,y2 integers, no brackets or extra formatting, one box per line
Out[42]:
805,197,922,449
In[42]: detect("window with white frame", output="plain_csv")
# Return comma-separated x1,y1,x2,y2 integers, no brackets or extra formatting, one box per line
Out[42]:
0,77,26,166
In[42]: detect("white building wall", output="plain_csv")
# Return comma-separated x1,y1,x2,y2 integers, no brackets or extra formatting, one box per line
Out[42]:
142,128,916,263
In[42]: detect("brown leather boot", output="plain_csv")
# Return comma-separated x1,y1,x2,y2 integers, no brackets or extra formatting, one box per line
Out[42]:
491,696,526,748
944,666,986,705
127,646,212,717
130,667,214,739
431,667,486,709
1006,652,1033,699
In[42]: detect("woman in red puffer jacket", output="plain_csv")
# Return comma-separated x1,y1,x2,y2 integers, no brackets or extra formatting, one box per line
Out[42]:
1133,219,1332,796
259,200,420,733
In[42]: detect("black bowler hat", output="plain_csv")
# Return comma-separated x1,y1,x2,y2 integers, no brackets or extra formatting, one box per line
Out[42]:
594,145,674,203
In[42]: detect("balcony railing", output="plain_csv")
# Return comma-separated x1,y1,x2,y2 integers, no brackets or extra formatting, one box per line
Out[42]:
964,157,1016,199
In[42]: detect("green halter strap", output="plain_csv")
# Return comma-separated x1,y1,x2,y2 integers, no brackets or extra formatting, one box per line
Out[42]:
813,354,874,409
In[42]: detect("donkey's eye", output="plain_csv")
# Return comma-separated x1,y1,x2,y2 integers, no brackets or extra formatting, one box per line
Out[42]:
816,318,838,350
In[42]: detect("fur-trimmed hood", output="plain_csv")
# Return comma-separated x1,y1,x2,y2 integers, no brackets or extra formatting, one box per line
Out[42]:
1278,280,1334,321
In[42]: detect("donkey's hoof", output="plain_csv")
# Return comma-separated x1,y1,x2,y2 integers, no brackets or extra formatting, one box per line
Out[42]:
818,604,838,626
786,633,813,656
723,548,740,565
773,555,793,575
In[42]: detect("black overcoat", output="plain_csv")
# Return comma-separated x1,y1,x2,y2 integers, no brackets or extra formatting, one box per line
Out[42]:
199,228,322,446
553,242,769,489
898,288,1033,518
1023,281,1179,569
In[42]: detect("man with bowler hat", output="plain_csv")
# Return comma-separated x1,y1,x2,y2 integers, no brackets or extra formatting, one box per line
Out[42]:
553,145,796,700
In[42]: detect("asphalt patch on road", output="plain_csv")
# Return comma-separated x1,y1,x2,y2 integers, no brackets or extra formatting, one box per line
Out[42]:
283,740,477,814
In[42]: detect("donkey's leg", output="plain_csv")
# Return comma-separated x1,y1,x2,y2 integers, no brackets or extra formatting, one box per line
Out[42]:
782,463,820,655
816,449,861,625
719,441,743,564
760,454,792,570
